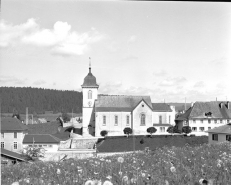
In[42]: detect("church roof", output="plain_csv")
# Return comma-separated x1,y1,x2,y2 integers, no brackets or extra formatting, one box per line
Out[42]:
152,103,172,112
81,67,99,88
95,95,152,112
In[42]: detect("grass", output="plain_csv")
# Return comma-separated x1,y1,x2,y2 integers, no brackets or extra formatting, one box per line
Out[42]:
2,142,231,185
97,135,208,153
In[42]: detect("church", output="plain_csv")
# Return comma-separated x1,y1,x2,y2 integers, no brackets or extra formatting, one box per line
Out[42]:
81,62,176,137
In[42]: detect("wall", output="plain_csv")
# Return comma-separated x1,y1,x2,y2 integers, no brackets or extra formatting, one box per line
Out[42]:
95,111,131,136
208,133,228,144
1,131,25,153
132,101,153,135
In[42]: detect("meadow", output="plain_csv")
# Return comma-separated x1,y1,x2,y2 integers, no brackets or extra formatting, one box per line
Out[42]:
2,142,231,185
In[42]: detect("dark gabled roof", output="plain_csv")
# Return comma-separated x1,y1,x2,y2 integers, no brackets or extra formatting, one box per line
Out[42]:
1,117,28,131
176,101,231,120
81,68,99,88
1,148,26,161
23,134,60,144
95,95,152,112
152,103,172,112
206,124,231,134
27,121,60,135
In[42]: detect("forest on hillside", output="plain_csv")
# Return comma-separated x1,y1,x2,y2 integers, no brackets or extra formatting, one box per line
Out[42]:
0,87,82,114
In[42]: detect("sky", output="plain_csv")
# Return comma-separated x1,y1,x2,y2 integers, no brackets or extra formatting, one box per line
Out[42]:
0,0,231,103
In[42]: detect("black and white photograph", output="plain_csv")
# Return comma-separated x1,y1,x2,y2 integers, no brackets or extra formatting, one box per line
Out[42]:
1,1,231,185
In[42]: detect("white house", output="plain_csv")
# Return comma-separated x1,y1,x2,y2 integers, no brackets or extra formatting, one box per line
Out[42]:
206,124,231,144
1,117,28,153
175,101,231,136
81,63,175,137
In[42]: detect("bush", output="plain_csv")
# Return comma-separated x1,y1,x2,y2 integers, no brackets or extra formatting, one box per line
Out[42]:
182,126,192,135
100,130,108,137
147,127,157,137
123,127,133,137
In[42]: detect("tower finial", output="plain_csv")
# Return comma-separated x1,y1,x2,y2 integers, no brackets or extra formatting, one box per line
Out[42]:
89,57,91,73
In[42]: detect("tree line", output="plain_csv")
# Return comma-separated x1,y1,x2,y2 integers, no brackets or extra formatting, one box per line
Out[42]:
0,87,82,114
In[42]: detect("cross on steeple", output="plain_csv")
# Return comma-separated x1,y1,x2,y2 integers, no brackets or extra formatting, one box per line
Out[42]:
89,57,91,73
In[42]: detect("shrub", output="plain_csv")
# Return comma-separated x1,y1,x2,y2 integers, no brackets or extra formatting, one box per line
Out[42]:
100,130,108,137
182,126,192,135
123,127,133,137
147,127,157,137
167,126,179,134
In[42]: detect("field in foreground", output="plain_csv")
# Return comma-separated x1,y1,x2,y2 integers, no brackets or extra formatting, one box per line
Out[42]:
2,142,231,185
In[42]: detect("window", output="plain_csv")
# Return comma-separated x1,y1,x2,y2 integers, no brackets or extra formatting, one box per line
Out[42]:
226,135,231,142
13,142,17,149
43,145,47,147
193,120,196,123
214,119,217,124
212,134,218,141
199,127,204,132
126,115,129,126
183,121,187,126
1,133,4,138
159,115,162,124
169,116,171,124
88,90,92,99
208,127,211,130
192,127,197,132
39,145,42,147
14,132,17,138
208,119,211,124
1,142,4,148
228,120,230,123
160,127,165,132
220,120,223,124
28,145,33,147
49,145,53,148
103,116,106,126
200,120,203,123
115,115,118,126
141,114,146,126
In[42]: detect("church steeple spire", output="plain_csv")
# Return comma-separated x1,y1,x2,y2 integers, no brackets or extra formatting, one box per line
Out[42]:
89,57,91,73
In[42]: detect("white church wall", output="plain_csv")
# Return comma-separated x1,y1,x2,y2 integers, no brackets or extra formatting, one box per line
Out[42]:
132,101,153,135
95,111,131,136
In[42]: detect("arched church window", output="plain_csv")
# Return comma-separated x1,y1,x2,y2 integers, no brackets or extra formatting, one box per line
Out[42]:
88,90,92,99
141,114,145,126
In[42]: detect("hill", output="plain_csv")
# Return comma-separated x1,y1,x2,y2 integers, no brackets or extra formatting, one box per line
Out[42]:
0,87,82,114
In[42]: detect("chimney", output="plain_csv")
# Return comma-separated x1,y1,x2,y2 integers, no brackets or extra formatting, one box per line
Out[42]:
227,101,230,109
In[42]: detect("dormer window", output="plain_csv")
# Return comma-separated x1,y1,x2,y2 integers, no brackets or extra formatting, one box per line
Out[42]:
88,90,92,99
205,112,212,117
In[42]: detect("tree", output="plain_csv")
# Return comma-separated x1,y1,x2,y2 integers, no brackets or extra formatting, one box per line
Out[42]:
100,130,108,137
147,127,157,137
123,127,133,137
61,113,71,123
182,126,192,135
21,145,45,162
167,126,179,134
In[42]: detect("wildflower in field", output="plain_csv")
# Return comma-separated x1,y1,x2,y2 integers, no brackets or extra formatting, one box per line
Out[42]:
118,157,124,163
103,180,113,185
122,175,128,182
130,177,137,184
165,180,169,185
85,180,94,185
106,175,112,180
11,182,19,185
119,171,123,176
57,168,61,175
170,166,176,173
141,172,146,177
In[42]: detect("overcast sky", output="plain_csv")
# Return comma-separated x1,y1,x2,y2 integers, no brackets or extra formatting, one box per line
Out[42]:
0,1,230,103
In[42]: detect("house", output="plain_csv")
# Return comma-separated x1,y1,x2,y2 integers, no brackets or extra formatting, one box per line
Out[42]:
206,123,231,144
22,134,61,153
175,101,231,136
1,148,27,165
1,117,28,152
81,63,175,137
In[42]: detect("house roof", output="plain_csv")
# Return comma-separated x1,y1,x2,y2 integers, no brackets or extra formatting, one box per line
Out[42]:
23,134,61,144
1,148,26,161
81,67,99,88
176,101,231,120
152,103,172,112
206,124,231,134
1,117,28,131
95,95,152,112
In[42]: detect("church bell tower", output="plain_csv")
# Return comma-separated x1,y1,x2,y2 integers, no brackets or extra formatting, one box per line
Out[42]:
81,58,99,136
